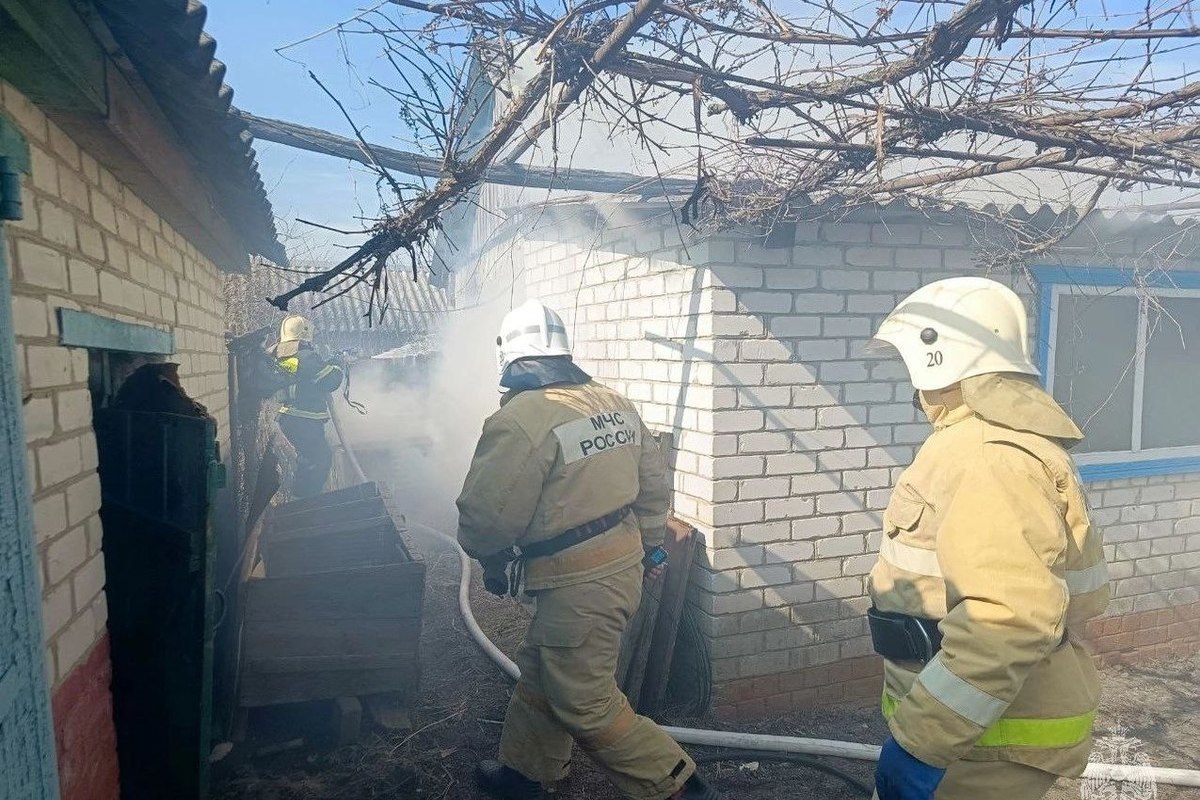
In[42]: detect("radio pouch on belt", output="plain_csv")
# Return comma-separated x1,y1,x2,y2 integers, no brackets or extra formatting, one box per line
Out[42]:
868,606,944,664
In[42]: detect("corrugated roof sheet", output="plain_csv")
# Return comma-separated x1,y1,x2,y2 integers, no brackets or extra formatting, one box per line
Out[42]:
498,192,1199,234
238,264,448,356
93,0,286,265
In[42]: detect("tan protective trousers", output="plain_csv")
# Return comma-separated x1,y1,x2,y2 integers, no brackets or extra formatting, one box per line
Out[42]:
874,759,1058,800
498,562,695,799
938,759,1059,799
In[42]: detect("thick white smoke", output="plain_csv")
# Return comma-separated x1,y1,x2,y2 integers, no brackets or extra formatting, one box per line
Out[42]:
337,294,514,532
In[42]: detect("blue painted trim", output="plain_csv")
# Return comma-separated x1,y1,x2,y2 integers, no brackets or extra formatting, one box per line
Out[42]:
1030,264,1200,290
58,308,174,354
1079,456,1200,482
0,113,32,174
1035,280,1053,384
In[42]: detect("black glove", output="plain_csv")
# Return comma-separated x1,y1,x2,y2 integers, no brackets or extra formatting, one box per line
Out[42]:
480,548,517,597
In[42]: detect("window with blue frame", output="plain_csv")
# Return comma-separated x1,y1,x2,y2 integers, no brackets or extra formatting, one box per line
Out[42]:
1033,266,1200,481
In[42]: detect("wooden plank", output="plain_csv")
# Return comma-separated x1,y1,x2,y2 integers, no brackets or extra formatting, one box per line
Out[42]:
271,482,379,516
0,10,97,116
0,1,261,268
57,309,175,354
244,561,425,621
263,519,407,578
266,510,392,543
0,0,107,113
274,496,390,529
264,513,395,547
246,653,418,675
239,667,419,708
617,587,659,710
0,665,18,721
638,519,698,717
100,64,245,265
243,618,421,659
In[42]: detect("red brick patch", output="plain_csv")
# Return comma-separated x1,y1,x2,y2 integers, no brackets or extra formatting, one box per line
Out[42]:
714,655,883,721
1084,601,1200,668
52,634,120,800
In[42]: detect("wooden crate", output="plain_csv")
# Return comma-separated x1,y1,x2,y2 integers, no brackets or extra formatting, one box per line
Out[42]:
261,508,408,577
239,483,424,708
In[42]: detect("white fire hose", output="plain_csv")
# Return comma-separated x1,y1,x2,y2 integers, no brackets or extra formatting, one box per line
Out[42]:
330,401,1200,789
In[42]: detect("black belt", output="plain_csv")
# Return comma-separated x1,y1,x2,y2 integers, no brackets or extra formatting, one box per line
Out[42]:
868,607,944,664
519,506,632,560
868,606,1069,664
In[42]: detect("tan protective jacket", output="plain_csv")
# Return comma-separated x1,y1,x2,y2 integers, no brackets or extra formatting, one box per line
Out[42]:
457,381,669,591
869,374,1109,776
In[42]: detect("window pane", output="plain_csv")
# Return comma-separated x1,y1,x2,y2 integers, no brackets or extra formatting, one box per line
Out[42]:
1141,297,1200,450
1052,294,1138,453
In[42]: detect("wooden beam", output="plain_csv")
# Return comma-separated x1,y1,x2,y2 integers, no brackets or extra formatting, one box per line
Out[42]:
0,0,107,114
238,112,695,196
0,0,263,268
46,63,249,269
57,309,175,354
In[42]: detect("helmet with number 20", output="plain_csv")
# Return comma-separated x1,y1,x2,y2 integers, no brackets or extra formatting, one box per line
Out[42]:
868,277,1039,391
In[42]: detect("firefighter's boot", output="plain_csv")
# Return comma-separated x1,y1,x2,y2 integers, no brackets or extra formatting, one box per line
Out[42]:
476,760,544,800
671,772,723,800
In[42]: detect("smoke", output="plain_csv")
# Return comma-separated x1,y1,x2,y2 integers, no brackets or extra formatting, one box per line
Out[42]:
338,292,514,533
335,200,642,532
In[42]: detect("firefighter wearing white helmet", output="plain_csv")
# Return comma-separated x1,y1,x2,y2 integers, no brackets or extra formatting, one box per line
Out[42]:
458,299,723,800
268,314,343,498
867,278,1109,800
278,314,316,352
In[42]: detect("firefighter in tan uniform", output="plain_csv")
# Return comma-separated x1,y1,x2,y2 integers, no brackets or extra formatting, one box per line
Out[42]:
457,300,722,800
866,278,1110,800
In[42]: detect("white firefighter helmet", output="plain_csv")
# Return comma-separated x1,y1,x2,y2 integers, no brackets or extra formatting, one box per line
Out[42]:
279,314,315,344
868,277,1039,391
496,299,571,376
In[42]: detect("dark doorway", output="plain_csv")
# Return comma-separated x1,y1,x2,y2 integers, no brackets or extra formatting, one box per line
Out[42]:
91,357,220,800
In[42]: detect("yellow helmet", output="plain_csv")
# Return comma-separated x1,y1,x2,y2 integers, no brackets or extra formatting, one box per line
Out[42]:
868,277,1039,391
279,314,315,345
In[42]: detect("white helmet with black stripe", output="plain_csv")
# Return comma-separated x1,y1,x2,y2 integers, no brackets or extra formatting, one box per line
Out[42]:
496,299,571,376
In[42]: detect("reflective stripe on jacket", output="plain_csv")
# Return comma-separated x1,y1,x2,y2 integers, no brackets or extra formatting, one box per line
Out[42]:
271,348,343,421
456,381,670,591
868,374,1109,777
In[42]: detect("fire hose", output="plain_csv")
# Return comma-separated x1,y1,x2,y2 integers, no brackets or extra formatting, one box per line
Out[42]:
329,399,1200,790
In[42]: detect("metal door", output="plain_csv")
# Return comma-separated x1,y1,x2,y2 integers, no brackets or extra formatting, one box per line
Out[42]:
1,134,61,797
94,409,220,800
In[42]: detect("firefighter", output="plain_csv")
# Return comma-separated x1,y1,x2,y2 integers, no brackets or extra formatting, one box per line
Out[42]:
456,299,722,800
865,277,1110,800
269,314,344,498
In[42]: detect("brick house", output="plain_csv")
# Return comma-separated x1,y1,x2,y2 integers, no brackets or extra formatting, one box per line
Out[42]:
0,1,281,797
461,195,1200,720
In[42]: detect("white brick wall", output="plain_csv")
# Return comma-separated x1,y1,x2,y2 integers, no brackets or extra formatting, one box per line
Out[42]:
475,206,720,529
479,198,1200,685
3,79,235,685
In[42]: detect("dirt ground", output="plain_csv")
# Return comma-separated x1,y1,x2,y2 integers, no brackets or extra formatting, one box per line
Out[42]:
212,525,1200,800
